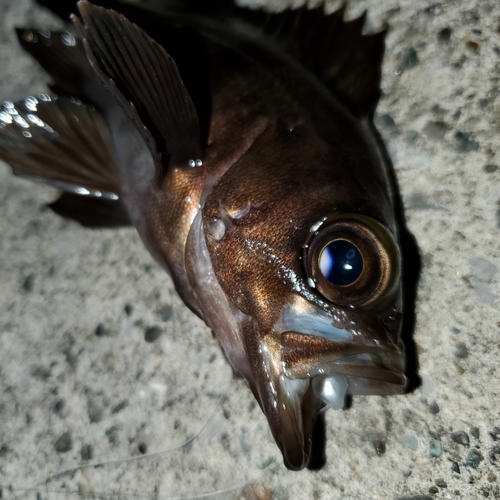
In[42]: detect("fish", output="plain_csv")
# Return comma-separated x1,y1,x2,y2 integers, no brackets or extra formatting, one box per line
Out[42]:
0,0,411,470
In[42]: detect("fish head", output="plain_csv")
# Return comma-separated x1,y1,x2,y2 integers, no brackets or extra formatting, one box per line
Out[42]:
201,118,406,470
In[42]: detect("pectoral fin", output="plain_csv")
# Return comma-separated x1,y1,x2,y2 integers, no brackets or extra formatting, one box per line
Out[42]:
0,95,121,200
74,0,203,171
16,28,95,99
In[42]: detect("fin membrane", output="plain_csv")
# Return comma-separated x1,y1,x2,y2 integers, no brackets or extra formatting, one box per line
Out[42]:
49,192,131,227
235,3,386,117
16,28,94,99
0,95,120,198
74,0,203,169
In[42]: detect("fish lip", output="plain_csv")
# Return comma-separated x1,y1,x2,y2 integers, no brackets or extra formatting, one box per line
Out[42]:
281,330,407,395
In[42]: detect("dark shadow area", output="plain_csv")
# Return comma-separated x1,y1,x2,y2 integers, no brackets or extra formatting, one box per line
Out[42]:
307,412,326,471
372,124,422,393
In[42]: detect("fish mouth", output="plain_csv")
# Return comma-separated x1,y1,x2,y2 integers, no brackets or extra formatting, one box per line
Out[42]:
241,297,406,469
248,326,406,470
281,331,406,410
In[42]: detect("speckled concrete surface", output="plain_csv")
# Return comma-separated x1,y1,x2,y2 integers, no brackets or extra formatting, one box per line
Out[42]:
0,0,499,499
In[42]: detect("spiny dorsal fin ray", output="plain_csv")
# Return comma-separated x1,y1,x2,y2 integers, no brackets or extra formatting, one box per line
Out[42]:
74,0,203,170
0,95,120,198
234,3,386,117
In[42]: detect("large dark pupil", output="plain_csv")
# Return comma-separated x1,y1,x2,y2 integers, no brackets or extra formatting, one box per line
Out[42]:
319,239,363,286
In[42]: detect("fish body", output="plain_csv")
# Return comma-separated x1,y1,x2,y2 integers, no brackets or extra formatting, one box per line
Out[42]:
0,0,408,470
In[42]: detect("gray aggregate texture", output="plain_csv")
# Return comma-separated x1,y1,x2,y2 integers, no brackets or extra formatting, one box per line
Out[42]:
0,0,499,499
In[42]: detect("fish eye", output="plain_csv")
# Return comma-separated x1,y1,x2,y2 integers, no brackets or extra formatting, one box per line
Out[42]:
319,239,363,286
304,214,400,307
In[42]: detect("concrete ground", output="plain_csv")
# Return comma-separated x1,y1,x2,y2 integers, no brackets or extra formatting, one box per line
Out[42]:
0,0,499,498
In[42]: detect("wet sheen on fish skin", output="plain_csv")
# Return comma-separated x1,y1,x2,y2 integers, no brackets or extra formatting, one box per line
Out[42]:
0,0,409,470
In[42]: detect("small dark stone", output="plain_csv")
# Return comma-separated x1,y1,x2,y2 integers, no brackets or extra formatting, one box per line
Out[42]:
144,326,162,343
484,164,498,173
22,274,35,292
81,444,93,461
463,448,483,468
105,425,120,445
402,47,419,69
429,486,439,494
451,461,461,473
435,478,448,488
31,365,51,381
374,440,386,456
37,493,42,500
451,327,461,334
94,323,106,337
454,343,469,359
438,28,452,43
157,305,173,322
88,400,103,423
490,427,500,441
378,113,397,130
478,99,489,109
452,431,470,446
124,304,133,316
454,131,479,152
429,401,440,414
470,427,480,439
223,408,231,420
0,444,9,457
490,444,500,464
430,438,442,458
138,443,147,454
111,400,128,414
466,41,479,52
53,399,65,416
423,121,447,140
174,420,181,430
54,431,72,453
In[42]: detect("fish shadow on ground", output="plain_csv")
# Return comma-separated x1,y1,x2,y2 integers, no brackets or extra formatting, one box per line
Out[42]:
375,127,422,394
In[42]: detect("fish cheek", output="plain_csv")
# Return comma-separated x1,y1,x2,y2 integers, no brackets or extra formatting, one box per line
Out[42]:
203,214,292,330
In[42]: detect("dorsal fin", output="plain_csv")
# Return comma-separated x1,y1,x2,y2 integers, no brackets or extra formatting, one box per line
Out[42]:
73,0,203,171
234,3,386,117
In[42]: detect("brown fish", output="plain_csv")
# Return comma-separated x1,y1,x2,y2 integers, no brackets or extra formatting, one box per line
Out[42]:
0,0,409,470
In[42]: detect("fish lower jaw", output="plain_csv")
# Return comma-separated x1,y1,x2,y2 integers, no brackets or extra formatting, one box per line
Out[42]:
280,331,407,409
